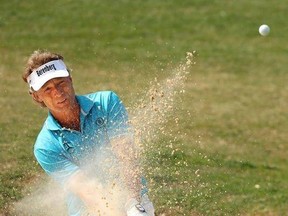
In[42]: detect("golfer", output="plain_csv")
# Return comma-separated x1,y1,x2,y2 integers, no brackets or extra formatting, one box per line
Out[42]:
22,50,154,216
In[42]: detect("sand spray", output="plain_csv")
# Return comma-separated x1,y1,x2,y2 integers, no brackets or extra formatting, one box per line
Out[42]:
12,51,196,216
129,52,196,215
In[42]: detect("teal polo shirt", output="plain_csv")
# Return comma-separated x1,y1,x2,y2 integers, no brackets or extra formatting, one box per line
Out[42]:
34,91,131,215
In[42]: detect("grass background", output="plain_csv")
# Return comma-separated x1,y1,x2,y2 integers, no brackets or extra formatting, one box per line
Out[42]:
1,0,288,215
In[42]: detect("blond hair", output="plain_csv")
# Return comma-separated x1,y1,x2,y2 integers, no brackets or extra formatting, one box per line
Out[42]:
23,50,68,107
22,50,64,83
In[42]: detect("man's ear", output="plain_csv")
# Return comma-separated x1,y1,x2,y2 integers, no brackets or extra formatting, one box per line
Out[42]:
31,92,43,103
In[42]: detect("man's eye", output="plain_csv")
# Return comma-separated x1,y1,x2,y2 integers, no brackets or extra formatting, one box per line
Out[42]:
44,87,51,93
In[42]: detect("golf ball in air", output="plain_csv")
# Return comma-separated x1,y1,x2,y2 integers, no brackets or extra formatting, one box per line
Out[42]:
259,24,270,36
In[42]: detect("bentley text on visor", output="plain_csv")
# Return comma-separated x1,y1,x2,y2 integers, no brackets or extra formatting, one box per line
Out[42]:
27,60,69,91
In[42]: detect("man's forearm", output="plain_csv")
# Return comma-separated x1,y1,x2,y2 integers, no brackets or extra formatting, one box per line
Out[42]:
111,135,142,200
66,171,125,215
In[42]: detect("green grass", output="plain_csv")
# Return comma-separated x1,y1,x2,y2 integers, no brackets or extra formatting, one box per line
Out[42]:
1,0,288,215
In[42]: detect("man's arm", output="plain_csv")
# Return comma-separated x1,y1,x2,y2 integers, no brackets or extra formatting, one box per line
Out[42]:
111,136,157,216
110,135,142,200
66,170,126,215
105,91,155,215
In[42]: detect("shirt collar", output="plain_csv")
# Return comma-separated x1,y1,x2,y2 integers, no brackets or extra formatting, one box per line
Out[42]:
44,95,94,131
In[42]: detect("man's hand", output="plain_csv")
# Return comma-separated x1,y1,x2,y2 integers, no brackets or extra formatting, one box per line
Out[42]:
125,195,155,216
141,194,155,216
125,198,148,216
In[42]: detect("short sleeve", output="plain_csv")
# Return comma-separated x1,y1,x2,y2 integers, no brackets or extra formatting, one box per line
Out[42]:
34,146,79,186
106,92,132,139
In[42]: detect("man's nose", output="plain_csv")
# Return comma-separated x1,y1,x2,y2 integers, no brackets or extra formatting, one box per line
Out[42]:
53,85,64,97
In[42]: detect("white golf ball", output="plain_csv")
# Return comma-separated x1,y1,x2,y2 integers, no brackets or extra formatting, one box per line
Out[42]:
259,24,270,36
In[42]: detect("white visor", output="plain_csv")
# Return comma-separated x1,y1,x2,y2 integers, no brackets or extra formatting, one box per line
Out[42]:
27,60,69,91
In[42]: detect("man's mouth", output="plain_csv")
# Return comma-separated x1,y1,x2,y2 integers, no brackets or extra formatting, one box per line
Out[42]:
58,98,67,104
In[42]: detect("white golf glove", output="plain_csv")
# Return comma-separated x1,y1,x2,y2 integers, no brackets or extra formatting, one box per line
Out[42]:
125,198,148,216
140,194,155,216
125,195,155,216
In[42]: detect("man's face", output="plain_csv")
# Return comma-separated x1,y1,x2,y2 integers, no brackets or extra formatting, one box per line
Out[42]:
34,77,76,112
